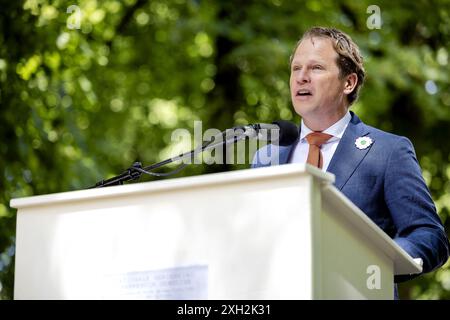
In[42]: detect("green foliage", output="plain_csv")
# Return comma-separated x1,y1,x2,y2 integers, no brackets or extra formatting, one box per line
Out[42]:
1,0,449,299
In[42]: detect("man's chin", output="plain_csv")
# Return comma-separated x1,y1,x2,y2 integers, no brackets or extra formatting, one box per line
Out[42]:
293,103,316,118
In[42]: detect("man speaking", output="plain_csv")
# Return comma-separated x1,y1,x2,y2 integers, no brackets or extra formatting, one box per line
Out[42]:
252,27,449,297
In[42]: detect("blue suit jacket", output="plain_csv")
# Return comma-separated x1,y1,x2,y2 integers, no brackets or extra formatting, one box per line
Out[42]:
252,112,449,282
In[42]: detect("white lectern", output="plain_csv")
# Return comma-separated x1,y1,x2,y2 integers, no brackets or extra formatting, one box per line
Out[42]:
10,164,422,299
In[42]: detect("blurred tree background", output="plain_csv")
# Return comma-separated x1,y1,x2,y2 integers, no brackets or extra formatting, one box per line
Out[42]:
1,0,449,300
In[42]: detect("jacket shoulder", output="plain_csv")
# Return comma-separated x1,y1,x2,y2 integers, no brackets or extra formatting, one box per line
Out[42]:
364,124,413,147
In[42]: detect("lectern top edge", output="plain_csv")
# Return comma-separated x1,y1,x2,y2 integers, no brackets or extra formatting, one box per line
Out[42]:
10,163,334,209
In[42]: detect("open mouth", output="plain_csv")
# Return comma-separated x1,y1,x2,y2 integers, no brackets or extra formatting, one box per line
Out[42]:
296,89,312,97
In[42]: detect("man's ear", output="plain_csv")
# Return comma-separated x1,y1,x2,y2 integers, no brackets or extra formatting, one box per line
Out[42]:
343,73,358,95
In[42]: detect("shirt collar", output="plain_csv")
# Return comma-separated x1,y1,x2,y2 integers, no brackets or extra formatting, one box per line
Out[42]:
300,111,351,141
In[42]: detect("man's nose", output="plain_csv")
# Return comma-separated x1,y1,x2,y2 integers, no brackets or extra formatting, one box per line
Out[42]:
295,68,310,83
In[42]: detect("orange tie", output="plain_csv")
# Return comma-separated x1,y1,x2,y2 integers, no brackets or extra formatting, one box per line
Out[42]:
305,132,333,169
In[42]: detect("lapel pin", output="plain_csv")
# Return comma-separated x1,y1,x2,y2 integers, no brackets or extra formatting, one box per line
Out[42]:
355,136,373,150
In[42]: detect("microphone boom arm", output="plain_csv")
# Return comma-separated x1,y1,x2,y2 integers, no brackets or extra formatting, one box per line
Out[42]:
91,127,253,188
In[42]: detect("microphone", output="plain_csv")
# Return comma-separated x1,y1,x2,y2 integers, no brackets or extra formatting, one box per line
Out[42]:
235,120,299,146
92,120,299,188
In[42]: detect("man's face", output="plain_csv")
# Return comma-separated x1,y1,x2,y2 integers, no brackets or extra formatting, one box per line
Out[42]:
290,37,349,122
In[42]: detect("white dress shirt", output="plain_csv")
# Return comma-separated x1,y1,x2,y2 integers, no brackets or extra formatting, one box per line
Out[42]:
289,111,352,171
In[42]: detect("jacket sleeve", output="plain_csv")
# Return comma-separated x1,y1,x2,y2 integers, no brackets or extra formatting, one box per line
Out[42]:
384,137,449,281
251,144,276,169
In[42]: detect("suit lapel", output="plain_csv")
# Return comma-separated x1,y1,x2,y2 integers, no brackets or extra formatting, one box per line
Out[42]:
327,112,373,190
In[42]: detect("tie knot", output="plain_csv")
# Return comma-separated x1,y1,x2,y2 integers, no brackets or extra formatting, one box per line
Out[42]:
305,132,333,147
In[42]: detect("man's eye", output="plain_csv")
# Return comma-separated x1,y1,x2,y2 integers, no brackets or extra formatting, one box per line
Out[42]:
313,65,323,70
292,66,301,71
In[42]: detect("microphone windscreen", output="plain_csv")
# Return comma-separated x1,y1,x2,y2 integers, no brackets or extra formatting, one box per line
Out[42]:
272,120,299,146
